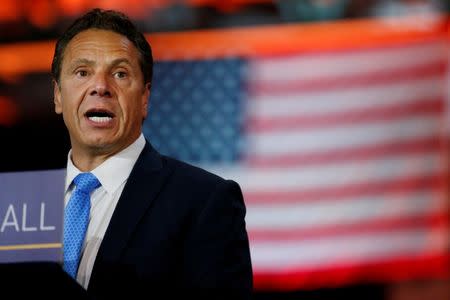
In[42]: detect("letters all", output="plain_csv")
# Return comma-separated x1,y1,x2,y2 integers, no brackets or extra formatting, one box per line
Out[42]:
0,202,55,232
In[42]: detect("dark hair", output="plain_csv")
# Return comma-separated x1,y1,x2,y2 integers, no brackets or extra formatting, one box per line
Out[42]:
51,8,153,85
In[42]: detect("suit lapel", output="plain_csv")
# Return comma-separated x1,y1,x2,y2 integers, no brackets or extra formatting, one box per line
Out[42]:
88,141,173,289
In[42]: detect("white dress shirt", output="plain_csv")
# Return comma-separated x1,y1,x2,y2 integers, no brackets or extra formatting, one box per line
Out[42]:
64,134,145,289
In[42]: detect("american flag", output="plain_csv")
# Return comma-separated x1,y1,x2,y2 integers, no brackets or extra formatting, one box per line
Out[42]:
142,37,450,290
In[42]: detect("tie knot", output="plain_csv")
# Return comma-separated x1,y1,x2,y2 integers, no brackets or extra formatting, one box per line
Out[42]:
73,172,101,194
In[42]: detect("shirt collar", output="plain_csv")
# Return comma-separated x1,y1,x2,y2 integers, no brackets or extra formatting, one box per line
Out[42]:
64,133,146,195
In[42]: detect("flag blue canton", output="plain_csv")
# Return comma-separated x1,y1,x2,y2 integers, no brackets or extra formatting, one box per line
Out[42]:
143,58,246,164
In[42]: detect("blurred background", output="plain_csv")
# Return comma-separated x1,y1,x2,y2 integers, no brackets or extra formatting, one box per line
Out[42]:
0,1,449,299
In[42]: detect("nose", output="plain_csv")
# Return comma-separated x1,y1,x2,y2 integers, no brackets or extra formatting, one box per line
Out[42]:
89,72,111,97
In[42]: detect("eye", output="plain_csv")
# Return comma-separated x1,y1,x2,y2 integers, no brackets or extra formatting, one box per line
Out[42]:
75,69,88,77
114,71,127,79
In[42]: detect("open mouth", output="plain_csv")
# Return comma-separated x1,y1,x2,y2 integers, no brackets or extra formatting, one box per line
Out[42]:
85,109,115,123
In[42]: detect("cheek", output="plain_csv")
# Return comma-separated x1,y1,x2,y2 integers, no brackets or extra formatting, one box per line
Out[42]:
119,90,146,116
59,90,83,120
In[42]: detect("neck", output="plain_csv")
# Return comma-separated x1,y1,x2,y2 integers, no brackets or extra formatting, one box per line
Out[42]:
69,134,141,171
70,150,113,172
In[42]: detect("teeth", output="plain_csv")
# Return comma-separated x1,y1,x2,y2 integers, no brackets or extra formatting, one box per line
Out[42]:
88,116,112,123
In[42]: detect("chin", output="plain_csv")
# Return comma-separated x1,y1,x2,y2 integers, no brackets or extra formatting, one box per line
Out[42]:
83,137,116,152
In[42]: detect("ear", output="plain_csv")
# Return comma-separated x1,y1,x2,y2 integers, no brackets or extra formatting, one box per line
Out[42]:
53,80,63,114
141,83,150,119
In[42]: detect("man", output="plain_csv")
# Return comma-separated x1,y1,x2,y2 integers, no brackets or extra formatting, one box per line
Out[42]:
51,8,253,299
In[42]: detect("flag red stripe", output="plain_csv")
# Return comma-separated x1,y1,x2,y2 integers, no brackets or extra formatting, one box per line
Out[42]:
244,173,446,204
247,136,442,167
248,61,446,95
249,213,449,241
247,98,444,133
253,253,450,290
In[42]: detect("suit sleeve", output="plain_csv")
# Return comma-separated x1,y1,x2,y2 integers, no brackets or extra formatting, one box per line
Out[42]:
182,179,253,299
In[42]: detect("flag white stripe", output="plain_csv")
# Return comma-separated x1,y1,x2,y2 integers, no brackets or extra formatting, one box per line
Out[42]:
247,116,439,157
249,228,449,271
249,42,445,82
248,77,443,119
246,190,447,230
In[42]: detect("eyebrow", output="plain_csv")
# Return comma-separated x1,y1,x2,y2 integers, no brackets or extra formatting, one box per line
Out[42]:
69,58,94,68
110,58,132,67
69,58,132,69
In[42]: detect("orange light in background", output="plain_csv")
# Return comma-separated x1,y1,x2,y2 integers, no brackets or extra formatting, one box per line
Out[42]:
189,0,274,13
56,0,91,17
25,0,58,29
0,0,21,22
94,0,158,18
0,41,54,79
56,0,157,18
0,96,19,126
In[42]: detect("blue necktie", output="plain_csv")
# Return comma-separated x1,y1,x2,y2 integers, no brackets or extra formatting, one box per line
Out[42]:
63,172,101,278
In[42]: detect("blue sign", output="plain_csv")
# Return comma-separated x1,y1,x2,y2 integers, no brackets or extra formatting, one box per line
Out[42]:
0,169,65,263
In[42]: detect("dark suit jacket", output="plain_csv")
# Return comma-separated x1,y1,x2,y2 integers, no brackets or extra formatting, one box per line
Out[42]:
86,140,253,299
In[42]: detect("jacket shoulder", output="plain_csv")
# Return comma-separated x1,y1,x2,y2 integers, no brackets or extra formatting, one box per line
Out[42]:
162,155,230,187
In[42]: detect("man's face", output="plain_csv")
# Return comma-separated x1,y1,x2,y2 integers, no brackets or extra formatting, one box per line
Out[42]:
54,29,149,157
